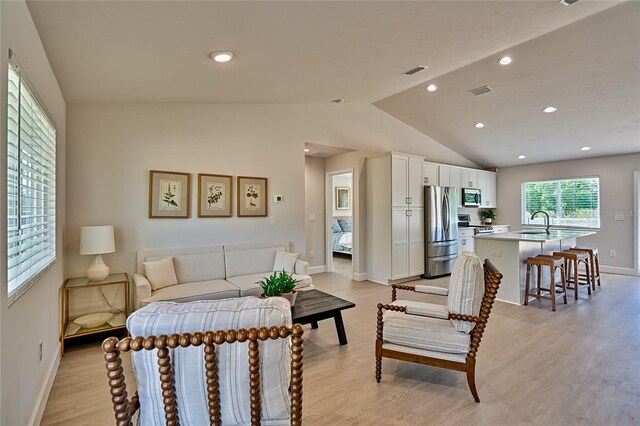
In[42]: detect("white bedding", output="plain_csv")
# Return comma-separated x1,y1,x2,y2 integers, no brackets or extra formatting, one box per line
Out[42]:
338,232,352,248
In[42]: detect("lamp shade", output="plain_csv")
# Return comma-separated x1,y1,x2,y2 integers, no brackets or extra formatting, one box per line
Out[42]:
80,226,115,255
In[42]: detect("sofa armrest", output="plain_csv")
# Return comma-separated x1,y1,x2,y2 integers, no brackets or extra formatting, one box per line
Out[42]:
133,273,152,309
294,259,309,275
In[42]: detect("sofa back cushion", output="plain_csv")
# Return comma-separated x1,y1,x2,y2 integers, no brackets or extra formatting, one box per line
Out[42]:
224,243,289,277
127,297,293,425
173,250,226,283
137,245,224,274
447,252,485,333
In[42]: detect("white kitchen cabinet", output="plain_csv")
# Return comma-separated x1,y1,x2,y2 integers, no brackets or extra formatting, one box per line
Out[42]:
367,152,425,284
458,228,475,253
462,169,480,189
478,171,497,208
492,225,510,234
422,162,439,187
439,165,461,188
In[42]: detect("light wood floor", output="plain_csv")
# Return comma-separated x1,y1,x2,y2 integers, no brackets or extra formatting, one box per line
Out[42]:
42,271,640,425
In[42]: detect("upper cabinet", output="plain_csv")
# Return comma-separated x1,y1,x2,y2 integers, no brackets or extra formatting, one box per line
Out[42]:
391,153,424,207
439,165,461,188
462,168,480,189
478,171,497,208
422,162,439,187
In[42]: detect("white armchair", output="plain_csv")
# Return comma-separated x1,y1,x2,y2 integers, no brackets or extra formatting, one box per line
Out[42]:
375,253,503,402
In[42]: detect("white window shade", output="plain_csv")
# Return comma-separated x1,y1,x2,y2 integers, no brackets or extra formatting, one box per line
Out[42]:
522,177,600,229
7,57,57,298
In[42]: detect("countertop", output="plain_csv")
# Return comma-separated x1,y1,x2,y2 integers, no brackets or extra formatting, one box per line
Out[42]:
474,229,595,242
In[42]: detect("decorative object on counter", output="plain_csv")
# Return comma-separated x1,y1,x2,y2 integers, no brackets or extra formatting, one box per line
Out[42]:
197,173,233,217
80,225,115,280
257,270,300,306
237,176,267,217
148,170,190,218
480,209,496,225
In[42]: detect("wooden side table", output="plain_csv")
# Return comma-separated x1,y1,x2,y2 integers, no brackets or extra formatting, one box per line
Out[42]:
60,273,130,355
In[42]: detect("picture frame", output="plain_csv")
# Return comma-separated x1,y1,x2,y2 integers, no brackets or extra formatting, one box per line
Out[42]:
335,187,350,210
148,170,191,219
237,176,268,217
198,173,233,218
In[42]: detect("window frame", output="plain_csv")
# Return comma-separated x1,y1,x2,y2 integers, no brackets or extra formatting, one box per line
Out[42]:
6,50,58,305
521,175,601,231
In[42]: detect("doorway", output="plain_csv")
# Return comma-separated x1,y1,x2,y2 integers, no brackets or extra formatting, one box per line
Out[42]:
327,170,353,278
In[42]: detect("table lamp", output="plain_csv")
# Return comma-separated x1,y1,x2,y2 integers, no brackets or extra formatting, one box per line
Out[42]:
80,225,115,281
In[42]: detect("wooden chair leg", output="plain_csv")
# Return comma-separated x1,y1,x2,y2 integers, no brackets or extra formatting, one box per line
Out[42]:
466,357,479,403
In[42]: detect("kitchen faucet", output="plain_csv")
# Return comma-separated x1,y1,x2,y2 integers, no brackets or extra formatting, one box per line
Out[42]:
531,210,551,234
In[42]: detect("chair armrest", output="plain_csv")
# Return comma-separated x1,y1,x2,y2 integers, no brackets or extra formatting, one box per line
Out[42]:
133,273,152,309
400,301,449,319
391,284,415,301
448,312,483,324
415,285,448,296
294,259,309,275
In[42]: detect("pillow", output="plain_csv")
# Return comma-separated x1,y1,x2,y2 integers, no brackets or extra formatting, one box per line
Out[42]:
331,219,342,233
273,251,298,273
447,252,484,333
337,218,352,232
144,257,178,291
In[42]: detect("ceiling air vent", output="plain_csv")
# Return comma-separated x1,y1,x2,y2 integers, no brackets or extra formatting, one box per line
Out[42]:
468,85,493,97
403,65,427,76
311,152,330,158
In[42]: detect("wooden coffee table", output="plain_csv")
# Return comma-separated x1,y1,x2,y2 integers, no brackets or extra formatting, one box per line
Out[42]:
291,289,356,345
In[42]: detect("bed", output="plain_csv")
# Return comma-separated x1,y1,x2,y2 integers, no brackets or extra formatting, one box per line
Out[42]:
331,218,352,255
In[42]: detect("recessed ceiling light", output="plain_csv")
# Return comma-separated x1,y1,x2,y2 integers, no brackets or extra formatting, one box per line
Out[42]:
426,84,437,92
498,56,513,65
304,148,310,153
210,51,234,63
580,146,592,151
518,155,526,159
542,106,558,113
475,122,485,128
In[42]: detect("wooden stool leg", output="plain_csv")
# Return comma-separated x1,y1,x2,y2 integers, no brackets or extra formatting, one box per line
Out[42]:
537,265,542,296
573,259,579,300
560,265,568,304
584,261,592,295
550,266,556,312
585,261,593,294
524,263,531,305
595,253,601,286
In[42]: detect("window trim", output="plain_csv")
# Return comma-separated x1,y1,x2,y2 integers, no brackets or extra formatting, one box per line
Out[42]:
7,49,58,305
521,175,601,230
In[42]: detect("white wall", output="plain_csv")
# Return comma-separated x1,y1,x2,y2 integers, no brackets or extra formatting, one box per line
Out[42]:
305,156,326,269
497,153,640,273
0,1,67,424
332,173,352,217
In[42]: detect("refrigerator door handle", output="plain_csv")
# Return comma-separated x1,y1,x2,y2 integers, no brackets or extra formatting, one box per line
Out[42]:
431,255,458,262
443,189,450,235
430,241,457,247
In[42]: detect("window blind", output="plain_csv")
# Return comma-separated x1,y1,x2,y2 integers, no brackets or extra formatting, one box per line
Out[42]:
7,58,57,297
521,177,599,229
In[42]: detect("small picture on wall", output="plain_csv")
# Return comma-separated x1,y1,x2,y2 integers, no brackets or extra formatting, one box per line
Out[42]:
336,187,350,210
198,173,232,217
237,176,268,217
149,170,190,219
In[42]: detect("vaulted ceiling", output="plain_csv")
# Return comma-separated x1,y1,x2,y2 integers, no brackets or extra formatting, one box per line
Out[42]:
26,0,639,167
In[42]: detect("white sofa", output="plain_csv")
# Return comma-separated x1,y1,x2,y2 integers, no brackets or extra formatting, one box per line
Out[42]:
134,241,312,308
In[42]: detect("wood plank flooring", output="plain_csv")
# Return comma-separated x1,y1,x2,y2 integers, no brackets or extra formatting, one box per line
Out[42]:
42,271,640,425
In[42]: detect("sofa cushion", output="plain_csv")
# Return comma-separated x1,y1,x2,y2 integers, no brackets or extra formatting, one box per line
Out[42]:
447,252,484,333
383,310,471,354
140,279,240,306
143,257,178,291
225,246,286,278
227,273,313,297
337,218,352,232
173,250,226,283
330,219,343,233
127,298,293,425
273,251,298,273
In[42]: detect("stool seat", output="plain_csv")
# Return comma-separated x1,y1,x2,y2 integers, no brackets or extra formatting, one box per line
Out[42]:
533,254,564,267
553,250,588,262
524,255,567,311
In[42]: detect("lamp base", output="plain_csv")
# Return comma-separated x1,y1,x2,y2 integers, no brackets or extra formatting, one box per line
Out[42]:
86,255,110,281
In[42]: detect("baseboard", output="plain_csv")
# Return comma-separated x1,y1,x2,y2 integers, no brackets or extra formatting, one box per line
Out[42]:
29,344,61,426
600,265,637,276
352,272,368,281
309,265,326,275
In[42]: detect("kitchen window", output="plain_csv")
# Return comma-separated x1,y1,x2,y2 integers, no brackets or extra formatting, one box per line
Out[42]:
7,52,57,302
521,177,600,229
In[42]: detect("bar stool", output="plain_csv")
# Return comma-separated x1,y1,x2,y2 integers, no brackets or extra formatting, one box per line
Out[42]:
570,246,601,289
524,255,567,311
553,250,592,300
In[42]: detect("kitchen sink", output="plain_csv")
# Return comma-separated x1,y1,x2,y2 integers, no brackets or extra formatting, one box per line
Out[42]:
517,230,549,235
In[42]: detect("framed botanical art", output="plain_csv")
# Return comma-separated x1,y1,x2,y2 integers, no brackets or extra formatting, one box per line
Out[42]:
198,173,232,218
148,170,190,219
237,176,268,217
335,187,350,210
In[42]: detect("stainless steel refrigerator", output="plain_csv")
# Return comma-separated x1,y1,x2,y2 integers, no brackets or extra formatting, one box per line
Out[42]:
423,186,459,278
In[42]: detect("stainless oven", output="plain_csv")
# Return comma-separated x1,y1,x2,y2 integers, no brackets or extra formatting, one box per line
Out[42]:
462,188,481,207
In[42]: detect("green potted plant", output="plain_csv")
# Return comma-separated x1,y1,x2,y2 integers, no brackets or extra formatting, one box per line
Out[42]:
480,209,496,225
257,270,300,306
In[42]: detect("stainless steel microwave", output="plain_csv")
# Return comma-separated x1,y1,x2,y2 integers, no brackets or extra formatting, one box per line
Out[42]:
462,188,481,207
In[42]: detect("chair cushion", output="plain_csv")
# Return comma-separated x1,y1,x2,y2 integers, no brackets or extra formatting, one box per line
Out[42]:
227,273,313,297
273,251,298,273
127,298,293,426
143,257,178,291
225,246,286,277
392,300,449,319
173,250,226,283
383,310,470,354
447,252,484,333
140,279,240,306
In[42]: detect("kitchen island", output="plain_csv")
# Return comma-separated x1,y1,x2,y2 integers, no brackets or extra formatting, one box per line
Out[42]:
475,229,595,305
